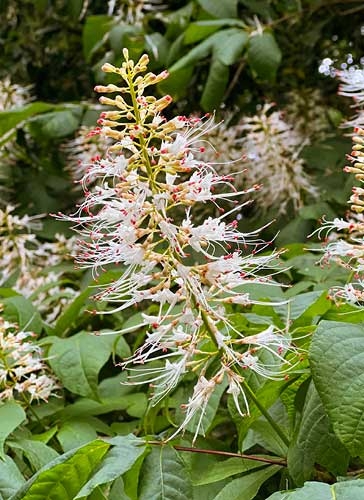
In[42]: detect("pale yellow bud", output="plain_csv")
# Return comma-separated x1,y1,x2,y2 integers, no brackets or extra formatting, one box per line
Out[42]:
101,63,118,73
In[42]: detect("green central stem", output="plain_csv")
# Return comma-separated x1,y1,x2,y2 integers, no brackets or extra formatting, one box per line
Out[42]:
197,298,289,448
127,66,156,191
242,379,290,447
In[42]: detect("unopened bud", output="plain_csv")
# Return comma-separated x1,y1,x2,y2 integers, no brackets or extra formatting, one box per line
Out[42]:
101,63,118,73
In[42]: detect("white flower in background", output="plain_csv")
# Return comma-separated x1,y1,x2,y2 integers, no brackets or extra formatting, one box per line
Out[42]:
194,104,319,216
239,104,319,214
107,0,164,24
58,50,304,443
0,77,32,111
0,316,58,402
0,206,77,323
62,125,111,186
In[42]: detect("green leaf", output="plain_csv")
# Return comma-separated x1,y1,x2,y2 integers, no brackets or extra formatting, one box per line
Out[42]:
145,33,170,65
212,465,282,500
247,31,282,81
58,373,147,419
0,102,55,143
8,439,59,472
287,382,349,485
192,456,276,486
0,456,25,499
48,331,113,399
310,321,364,456
75,435,146,498
197,0,238,18
244,419,288,457
109,25,141,54
266,479,364,499
57,420,98,452
10,440,110,500
2,296,43,334
53,287,94,337
138,446,193,500
214,30,248,65
200,58,229,111
0,402,26,459
184,20,245,44
82,15,111,62
276,291,330,325
37,110,79,138
169,34,217,72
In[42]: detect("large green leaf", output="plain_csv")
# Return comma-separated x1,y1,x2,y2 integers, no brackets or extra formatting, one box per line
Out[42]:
0,402,26,459
75,435,146,498
0,456,25,499
212,465,282,500
10,440,110,500
310,321,364,456
266,479,364,499
138,446,192,500
247,31,282,81
287,382,349,485
48,332,113,399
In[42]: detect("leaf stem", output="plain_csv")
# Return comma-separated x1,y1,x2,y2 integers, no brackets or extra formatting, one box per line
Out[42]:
241,380,290,447
146,440,287,466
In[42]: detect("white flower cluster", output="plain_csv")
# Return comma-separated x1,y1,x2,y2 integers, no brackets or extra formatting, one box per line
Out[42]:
239,103,319,214
0,206,77,323
337,65,364,129
0,316,58,402
317,66,364,304
107,0,163,24
195,103,319,216
60,50,302,442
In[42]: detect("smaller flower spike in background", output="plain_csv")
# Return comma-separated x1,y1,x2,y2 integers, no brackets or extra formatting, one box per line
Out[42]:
0,315,58,403
58,49,305,443
315,67,364,305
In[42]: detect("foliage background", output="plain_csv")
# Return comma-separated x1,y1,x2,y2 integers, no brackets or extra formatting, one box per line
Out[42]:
1,1,364,499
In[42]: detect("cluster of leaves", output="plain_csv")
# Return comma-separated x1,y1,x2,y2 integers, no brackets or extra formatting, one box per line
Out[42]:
1,1,364,499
